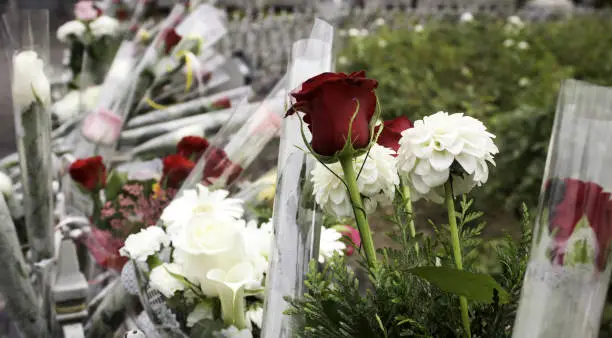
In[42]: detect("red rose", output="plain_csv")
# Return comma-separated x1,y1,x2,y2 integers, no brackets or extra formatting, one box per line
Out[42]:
162,28,182,54
550,178,612,269
162,155,195,189
177,136,210,160
286,71,379,157
69,156,107,191
212,98,232,109
203,147,243,186
376,116,413,155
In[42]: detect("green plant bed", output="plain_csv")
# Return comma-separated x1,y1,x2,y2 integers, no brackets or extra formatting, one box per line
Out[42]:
336,15,612,216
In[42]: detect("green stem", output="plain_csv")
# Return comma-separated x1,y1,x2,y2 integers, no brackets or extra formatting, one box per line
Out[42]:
401,183,419,255
444,181,471,338
338,154,377,267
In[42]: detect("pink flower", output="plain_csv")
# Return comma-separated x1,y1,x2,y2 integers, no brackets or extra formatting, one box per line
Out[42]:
81,227,128,271
74,1,101,21
81,109,123,146
251,106,283,136
333,225,361,256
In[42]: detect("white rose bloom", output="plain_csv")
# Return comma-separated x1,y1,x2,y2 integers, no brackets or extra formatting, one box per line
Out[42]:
311,144,399,218
161,184,244,233
397,111,498,203
57,20,86,42
0,172,12,197
319,227,346,263
149,263,185,298
12,51,51,108
246,305,264,328
187,301,215,327
90,16,120,38
119,226,170,261
460,12,474,23
213,326,253,338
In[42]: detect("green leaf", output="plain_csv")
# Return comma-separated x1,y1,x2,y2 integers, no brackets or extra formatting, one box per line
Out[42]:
105,171,127,201
407,266,510,304
189,318,226,338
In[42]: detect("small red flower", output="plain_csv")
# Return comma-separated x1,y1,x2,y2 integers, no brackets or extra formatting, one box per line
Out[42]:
69,156,107,192
286,71,378,157
162,28,182,54
162,155,195,189
177,136,210,160
376,116,413,155
212,98,232,109
203,147,243,186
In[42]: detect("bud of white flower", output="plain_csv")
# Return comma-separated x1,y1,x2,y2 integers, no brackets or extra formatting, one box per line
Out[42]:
11,51,51,108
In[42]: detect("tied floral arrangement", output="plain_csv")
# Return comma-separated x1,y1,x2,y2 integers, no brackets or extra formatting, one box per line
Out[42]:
66,133,259,272
283,71,534,338
113,145,353,336
57,0,122,86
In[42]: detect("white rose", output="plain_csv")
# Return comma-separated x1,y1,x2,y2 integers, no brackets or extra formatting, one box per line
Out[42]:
149,263,185,298
90,16,120,38
11,51,51,108
57,20,86,43
0,172,12,197
119,226,170,261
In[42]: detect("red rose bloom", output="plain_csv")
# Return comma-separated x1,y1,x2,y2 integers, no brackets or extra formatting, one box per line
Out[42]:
162,155,195,189
212,98,232,109
376,116,413,155
286,71,379,157
203,147,243,186
550,178,612,269
163,28,182,54
177,136,210,160
69,156,107,191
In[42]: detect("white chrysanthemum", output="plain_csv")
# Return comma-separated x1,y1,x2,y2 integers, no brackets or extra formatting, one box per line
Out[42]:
149,263,185,298
90,16,120,38
160,184,244,233
397,111,498,203
119,226,169,261
319,227,346,263
57,20,86,42
12,51,51,108
311,144,399,218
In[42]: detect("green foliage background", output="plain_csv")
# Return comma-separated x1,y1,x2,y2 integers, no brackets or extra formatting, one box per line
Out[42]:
336,15,612,215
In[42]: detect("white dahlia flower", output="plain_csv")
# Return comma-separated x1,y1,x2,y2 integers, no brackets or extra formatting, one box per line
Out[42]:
397,111,498,203
311,144,399,218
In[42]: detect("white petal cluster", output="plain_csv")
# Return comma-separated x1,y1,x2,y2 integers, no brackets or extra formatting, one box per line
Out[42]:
318,227,347,263
52,86,100,123
149,263,186,298
397,111,498,203
90,16,120,38
119,226,170,261
12,51,51,108
57,20,86,43
311,144,399,218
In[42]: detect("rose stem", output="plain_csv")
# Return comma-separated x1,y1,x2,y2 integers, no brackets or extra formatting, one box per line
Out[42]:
338,154,377,267
401,181,418,255
444,181,471,338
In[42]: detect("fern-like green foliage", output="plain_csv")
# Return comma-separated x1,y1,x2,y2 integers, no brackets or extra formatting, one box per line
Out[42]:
286,198,532,337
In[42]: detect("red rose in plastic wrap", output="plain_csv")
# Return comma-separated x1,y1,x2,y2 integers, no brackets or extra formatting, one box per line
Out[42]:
161,154,195,189
177,136,210,160
212,98,232,109
549,178,612,269
162,28,182,54
376,116,413,155
203,147,243,186
286,71,378,157
69,156,107,192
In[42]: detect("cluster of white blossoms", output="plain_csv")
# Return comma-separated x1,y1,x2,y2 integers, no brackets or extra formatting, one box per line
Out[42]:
56,15,120,43
120,184,345,335
397,112,498,203
311,144,399,218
